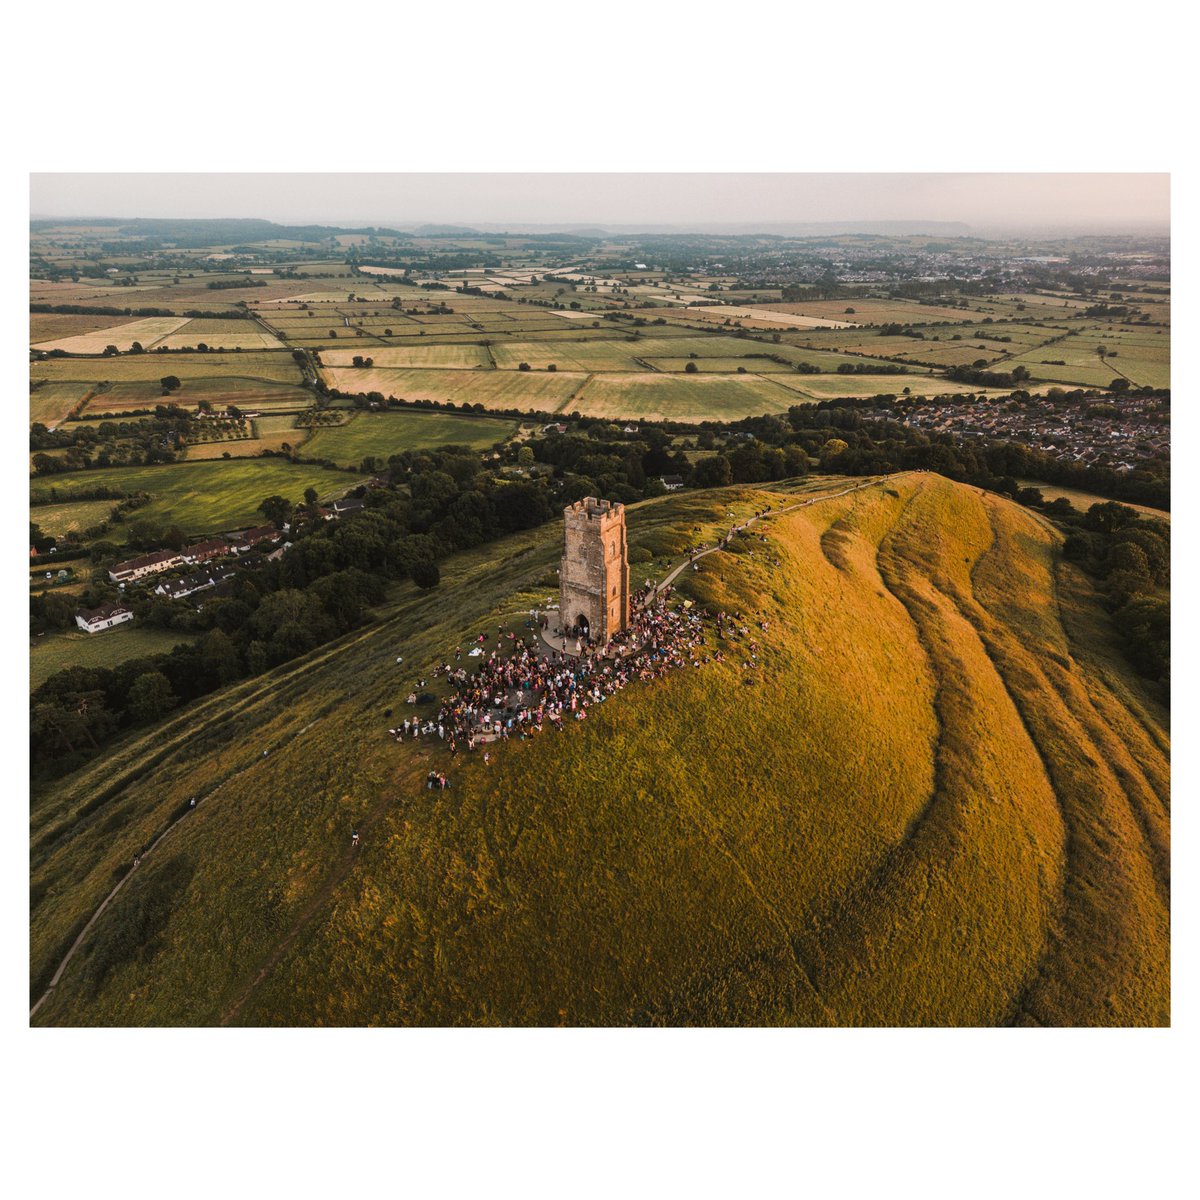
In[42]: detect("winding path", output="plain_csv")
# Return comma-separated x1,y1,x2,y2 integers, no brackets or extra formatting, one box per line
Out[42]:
650,475,893,598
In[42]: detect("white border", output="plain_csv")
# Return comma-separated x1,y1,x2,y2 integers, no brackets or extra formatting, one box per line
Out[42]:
3,2,1191,1197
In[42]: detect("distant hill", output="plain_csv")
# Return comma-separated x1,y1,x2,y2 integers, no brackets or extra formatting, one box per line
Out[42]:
410,223,484,237
30,474,1169,1026
432,220,977,237
29,217,409,245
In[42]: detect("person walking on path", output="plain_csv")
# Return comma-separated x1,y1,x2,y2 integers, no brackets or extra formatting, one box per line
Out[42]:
351,830,360,847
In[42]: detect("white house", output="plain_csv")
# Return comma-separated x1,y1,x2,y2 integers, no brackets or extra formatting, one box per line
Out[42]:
108,549,184,584
76,603,133,634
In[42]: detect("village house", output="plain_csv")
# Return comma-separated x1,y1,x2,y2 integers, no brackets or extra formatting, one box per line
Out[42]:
181,537,230,565
660,474,684,491
108,548,184,584
154,564,238,601
541,422,568,435
329,497,365,518
229,524,280,552
75,602,133,634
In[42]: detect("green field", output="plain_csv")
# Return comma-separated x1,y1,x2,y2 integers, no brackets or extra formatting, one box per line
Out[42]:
643,357,796,373
305,410,519,465
29,476,1168,1026
322,365,585,409
30,383,88,427
490,339,646,371
30,625,196,691
30,498,116,538
320,344,492,369
31,348,313,416
32,351,304,385
31,459,357,535
155,319,284,350
571,372,801,421
74,378,314,416
1005,332,1170,389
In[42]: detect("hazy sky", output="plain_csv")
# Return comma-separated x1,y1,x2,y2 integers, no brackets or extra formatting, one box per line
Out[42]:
29,173,1169,233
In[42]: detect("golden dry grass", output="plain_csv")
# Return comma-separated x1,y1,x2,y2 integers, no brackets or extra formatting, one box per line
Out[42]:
31,317,190,353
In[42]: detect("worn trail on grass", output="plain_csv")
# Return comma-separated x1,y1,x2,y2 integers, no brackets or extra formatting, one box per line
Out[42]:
30,715,328,1021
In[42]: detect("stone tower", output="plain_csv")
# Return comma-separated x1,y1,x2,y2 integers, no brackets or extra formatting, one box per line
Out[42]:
560,497,629,644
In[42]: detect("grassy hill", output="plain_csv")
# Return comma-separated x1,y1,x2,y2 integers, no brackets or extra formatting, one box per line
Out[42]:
29,473,1169,1026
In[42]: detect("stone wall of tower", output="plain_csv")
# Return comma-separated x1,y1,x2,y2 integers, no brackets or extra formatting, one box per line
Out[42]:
559,497,629,644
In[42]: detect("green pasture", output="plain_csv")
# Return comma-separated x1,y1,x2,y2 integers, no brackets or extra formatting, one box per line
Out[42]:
305,410,519,465
31,625,197,691
31,459,357,536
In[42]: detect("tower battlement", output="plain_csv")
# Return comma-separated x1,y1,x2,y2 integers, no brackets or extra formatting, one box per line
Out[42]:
559,496,629,644
563,497,624,527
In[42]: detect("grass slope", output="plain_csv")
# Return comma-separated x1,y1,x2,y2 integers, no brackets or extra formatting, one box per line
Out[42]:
30,474,1168,1026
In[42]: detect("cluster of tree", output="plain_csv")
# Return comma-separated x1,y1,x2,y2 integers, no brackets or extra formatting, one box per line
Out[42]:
31,482,133,505
1061,502,1169,695
946,363,1032,388
1083,303,1133,319
31,303,252,319
835,362,910,375
205,278,268,290
30,407,192,473
529,425,695,501
32,303,170,318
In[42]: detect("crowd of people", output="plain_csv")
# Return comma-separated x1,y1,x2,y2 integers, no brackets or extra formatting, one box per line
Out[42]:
385,509,794,790
422,585,717,756
388,579,774,781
